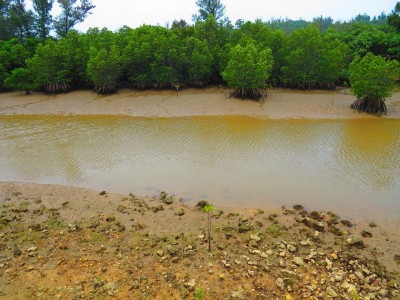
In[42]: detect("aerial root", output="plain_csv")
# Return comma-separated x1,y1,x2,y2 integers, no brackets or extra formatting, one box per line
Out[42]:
229,88,266,100
350,98,387,115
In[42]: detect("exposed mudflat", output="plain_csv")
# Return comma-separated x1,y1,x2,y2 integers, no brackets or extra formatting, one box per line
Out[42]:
0,182,399,299
1,87,399,119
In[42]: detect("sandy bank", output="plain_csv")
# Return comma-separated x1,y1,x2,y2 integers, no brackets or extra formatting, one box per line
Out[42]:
1,87,400,119
0,182,399,299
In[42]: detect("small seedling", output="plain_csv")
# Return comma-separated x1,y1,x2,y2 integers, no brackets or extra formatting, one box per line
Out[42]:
352,289,360,300
195,286,204,300
174,84,180,96
203,204,215,252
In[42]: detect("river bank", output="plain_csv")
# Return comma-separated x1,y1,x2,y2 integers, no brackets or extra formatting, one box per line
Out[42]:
1,89,399,298
0,182,399,299
1,87,400,119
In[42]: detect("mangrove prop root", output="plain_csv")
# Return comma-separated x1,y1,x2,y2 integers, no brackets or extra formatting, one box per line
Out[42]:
229,88,266,100
44,81,71,94
350,98,387,115
94,84,117,95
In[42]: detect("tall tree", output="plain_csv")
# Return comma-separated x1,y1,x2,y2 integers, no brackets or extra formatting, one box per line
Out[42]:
54,0,95,37
192,0,225,23
8,0,34,41
281,25,346,89
32,0,53,40
27,39,72,93
349,52,399,115
0,0,12,39
388,2,400,32
222,43,273,99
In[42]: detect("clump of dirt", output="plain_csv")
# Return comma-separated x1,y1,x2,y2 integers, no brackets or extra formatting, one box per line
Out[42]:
0,183,399,299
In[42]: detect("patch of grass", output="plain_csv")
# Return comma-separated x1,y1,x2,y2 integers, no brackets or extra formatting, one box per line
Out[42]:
266,224,282,238
43,217,66,230
33,198,42,204
11,230,45,244
19,201,30,207
80,232,108,244
195,287,204,300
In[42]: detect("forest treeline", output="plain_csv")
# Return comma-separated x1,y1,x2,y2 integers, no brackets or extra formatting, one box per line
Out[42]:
1,0,400,95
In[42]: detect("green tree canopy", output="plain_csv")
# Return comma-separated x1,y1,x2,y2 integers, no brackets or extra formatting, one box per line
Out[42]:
8,0,34,41
349,52,399,115
54,0,95,37
184,37,213,86
0,0,12,39
4,67,33,93
281,25,346,89
192,0,225,23
27,39,71,92
0,63,8,91
87,46,121,94
222,43,273,99
388,2,400,32
32,0,53,39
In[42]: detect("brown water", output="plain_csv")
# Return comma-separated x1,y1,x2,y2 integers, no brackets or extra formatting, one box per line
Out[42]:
1,115,399,219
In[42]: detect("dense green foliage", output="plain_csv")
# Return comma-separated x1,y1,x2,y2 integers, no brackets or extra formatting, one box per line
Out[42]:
4,67,33,92
222,43,273,99
350,53,400,115
281,25,347,89
350,53,399,101
0,0,94,40
388,2,400,32
192,0,225,23
0,1,399,101
54,0,95,37
32,0,53,40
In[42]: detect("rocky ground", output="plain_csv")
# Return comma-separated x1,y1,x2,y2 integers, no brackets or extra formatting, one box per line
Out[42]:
0,182,399,299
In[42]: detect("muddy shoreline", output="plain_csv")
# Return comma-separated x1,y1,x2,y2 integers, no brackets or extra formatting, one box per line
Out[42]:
1,89,399,298
1,87,400,119
0,182,399,299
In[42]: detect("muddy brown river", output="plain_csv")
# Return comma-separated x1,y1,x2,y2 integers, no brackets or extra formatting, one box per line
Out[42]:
1,115,399,219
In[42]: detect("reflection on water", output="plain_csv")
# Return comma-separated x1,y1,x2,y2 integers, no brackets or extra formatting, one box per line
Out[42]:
0,115,399,218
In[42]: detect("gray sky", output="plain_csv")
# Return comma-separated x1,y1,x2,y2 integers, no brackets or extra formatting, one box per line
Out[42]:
28,0,397,31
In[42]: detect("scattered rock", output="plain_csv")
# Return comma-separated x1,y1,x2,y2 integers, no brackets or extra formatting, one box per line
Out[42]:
292,257,304,267
249,234,261,242
303,217,325,232
99,191,106,196
340,219,353,227
326,286,338,297
266,224,282,237
309,210,323,220
287,244,296,253
174,209,185,216
13,248,22,257
27,246,37,252
184,279,196,292
361,229,373,238
159,191,168,201
293,204,304,211
345,236,365,249
150,205,164,213
238,218,253,233
195,200,209,209
163,196,173,205
325,258,333,270
276,278,285,291
106,216,116,222
394,254,400,264
26,265,35,271
217,243,226,250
